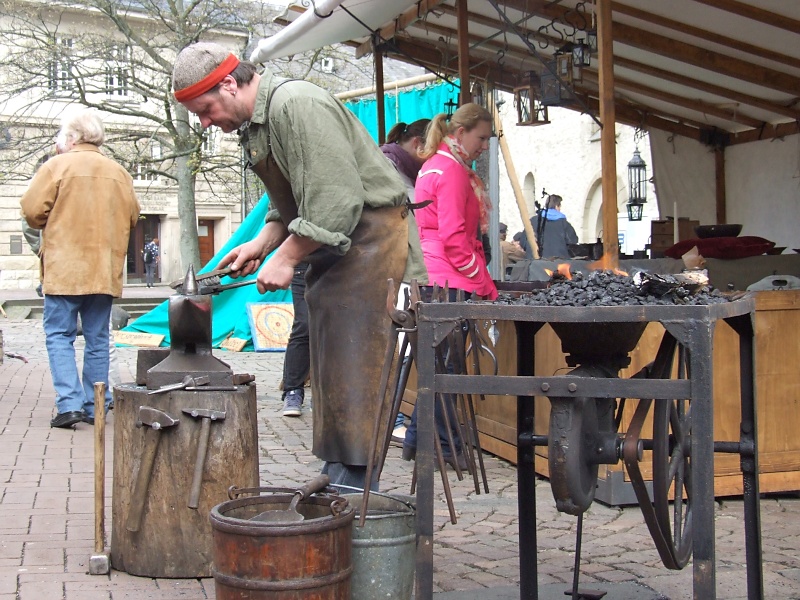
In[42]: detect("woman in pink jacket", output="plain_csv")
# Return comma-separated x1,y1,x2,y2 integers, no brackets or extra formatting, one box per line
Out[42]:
402,103,498,470
413,103,498,300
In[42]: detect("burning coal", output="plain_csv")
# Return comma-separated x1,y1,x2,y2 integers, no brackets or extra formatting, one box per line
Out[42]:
497,269,731,307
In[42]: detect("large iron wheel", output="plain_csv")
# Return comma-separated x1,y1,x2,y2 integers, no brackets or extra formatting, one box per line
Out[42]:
652,394,693,569
623,334,694,570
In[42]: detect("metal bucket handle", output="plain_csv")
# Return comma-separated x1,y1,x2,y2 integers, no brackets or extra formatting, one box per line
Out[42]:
329,484,416,513
227,485,350,518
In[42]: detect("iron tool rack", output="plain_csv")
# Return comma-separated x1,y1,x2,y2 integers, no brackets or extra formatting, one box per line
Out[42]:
412,295,763,600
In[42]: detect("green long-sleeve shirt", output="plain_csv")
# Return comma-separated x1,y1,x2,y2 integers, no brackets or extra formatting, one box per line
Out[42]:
240,71,427,284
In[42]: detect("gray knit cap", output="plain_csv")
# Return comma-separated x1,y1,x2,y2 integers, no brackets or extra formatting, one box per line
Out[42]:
172,42,231,93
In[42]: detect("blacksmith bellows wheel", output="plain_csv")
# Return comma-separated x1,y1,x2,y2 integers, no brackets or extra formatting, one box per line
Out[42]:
545,321,694,570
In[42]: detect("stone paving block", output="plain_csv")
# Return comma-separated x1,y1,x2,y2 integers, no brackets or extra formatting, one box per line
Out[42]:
21,542,64,567
0,570,17,595
17,578,63,600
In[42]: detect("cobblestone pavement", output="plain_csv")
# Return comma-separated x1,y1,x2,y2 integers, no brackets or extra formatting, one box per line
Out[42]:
0,317,798,599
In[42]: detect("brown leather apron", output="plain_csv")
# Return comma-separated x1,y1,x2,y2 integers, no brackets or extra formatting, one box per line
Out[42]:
251,155,408,465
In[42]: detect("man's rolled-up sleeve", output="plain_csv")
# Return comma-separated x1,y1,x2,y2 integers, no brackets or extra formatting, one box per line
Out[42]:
271,97,365,254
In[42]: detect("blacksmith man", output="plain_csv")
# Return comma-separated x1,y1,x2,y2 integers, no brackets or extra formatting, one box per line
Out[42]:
172,42,427,487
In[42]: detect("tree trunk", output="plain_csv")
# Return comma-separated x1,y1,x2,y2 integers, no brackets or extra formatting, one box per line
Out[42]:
174,105,202,273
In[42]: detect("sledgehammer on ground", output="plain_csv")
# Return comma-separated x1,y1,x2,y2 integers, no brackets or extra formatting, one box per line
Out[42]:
89,382,110,575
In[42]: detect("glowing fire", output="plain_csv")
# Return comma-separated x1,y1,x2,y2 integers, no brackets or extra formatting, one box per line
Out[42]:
589,253,628,276
544,263,574,280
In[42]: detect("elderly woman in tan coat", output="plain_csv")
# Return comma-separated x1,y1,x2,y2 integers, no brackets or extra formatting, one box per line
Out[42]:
20,108,140,428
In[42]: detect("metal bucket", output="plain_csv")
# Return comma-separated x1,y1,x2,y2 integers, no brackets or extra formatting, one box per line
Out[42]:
210,486,355,600
341,490,416,600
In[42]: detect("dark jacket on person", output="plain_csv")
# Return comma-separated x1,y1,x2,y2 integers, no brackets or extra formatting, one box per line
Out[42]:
534,209,578,259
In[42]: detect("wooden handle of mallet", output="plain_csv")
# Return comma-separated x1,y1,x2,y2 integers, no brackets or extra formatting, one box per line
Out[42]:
93,382,105,555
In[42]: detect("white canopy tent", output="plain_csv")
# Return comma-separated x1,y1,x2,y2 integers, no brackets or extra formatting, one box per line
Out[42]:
250,1,800,250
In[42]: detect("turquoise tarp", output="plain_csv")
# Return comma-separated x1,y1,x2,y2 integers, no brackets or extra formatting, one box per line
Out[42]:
124,80,456,351
346,79,458,141
123,195,291,352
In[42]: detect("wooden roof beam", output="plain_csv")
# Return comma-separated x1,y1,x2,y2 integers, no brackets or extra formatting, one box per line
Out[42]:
690,0,800,35
354,0,449,59
613,56,800,122
385,38,519,90
612,2,800,70
496,0,800,95
581,71,767,129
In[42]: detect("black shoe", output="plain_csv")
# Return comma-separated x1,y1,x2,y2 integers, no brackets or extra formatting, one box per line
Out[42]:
82,416,95,425
50,411,85,428
443,451,469,472
402,444,416,461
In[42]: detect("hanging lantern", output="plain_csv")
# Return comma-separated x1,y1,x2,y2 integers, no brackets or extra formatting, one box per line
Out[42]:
471,81,486,108
444,98,458,121
572,39,591,67
513,71,549,126
626,199,644,222
586,28,598,54
627,147,648,222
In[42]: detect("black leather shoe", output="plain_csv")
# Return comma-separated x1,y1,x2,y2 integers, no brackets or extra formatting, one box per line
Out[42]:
402,445,416,461
443,451,469,472
50,411,85,428
82,416,95,425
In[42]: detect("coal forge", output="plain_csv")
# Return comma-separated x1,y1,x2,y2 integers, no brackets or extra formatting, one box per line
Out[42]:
497,268,730,307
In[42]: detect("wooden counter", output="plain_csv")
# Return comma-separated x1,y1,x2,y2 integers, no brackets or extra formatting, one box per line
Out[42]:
402,289,800,504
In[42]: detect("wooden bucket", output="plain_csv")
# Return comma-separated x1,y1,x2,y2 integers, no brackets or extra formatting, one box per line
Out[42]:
210,488,354,600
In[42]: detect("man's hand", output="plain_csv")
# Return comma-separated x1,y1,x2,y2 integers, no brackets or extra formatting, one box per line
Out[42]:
255,254,295,293
217,239,268,277
216,222,288,276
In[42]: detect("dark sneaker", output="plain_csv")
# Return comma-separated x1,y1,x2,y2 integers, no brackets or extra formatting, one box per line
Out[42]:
50,411,85,429
282,390,303,417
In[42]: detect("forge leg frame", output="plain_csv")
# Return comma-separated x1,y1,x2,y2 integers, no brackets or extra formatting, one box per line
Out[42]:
411,299,762,600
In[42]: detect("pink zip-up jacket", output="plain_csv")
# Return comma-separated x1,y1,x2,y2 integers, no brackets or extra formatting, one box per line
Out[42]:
414,143,498,300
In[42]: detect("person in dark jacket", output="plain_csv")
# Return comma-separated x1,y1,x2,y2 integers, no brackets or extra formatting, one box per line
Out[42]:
534,194,578,259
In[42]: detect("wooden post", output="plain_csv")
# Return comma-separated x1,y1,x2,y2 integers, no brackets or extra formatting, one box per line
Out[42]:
374,36,386,145
457,0,470,106
715,146,727,224
492,108,539,259
598,0,619,269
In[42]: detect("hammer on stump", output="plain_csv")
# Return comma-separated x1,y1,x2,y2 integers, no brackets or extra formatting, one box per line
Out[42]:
89,382,109,575
126,406,179,532
182,408,226,509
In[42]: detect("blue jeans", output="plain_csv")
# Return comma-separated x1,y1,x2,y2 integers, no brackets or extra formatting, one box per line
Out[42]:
145,262,157,286
44,294,113,418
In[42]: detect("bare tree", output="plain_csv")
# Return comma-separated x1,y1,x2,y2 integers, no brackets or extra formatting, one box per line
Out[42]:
0,0,283,270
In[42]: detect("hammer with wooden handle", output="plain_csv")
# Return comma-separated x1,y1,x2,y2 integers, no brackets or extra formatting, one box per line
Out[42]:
126,406,179,532
182,408,227,509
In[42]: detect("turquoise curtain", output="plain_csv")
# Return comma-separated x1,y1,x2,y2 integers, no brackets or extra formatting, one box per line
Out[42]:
345,79,459,140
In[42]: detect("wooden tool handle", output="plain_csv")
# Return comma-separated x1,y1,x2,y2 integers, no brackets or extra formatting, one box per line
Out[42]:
188,417,212,509
93,383,105,554
297,474,331,500
126,427,162,532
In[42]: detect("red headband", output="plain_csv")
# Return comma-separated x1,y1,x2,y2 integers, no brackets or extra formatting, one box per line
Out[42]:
174,54,240,102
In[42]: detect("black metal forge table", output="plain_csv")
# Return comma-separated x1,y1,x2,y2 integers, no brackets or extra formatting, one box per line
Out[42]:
412,296,763,600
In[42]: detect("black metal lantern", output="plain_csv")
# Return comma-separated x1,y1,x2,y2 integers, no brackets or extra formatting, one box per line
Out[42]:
626,199,644,222
444,98,458,121
586,28,598,54
572,39,591,67
627,147,648,221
